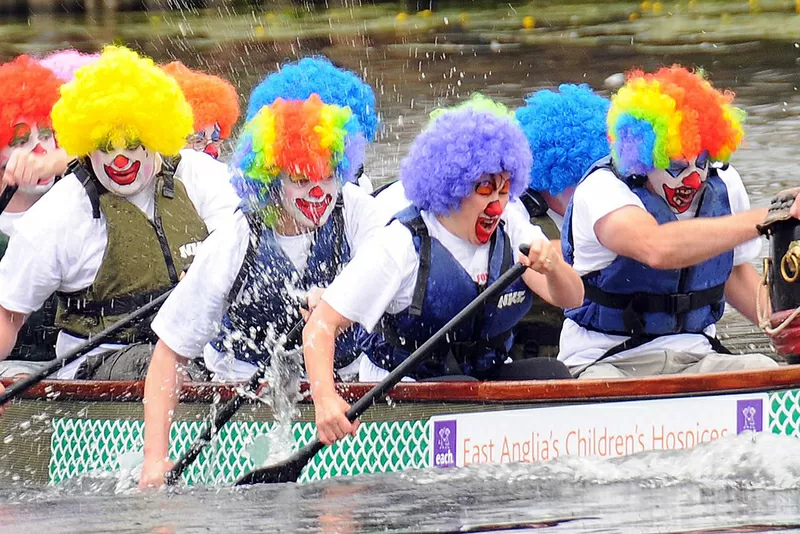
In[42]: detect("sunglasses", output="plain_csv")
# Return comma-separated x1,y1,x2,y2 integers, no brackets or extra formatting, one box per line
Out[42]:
474,176,511,196
665,151,710,178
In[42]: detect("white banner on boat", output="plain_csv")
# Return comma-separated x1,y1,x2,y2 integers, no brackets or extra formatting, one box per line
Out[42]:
429,393,768,468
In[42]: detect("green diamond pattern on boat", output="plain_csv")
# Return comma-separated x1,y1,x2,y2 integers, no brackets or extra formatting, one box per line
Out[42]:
50,419,430,485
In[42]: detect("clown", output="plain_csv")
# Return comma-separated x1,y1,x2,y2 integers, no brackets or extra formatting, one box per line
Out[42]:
559,66,777,379
0,46,241,381
302,95,582,446
0,56,71,376
246,56,378,192
511,83,611,360
139,95,384,488
161,61,240,160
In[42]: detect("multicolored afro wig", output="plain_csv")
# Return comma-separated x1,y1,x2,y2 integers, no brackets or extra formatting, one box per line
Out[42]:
0,55,62,150
400,94,532,215
161,61,240,139
51,45,193,157
232,94,359,209
515,84,610,196
39,50,100,82
246,56,378,142
608,65,745,177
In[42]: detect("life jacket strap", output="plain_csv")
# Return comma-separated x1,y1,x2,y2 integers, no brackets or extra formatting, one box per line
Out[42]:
400,215,432,317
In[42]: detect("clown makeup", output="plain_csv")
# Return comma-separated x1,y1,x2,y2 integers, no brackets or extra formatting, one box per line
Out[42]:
647,151,710,214
187,123,222,159
89,141,158,197
280,174,338,229
438,172,511,246
0,121,58,195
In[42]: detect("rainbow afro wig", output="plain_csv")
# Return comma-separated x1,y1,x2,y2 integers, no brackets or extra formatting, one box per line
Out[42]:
39,50,100,82
608,65,745,177
232,94,359,209
161,61,240,139
515,84,610,196
401,94,532,215
0,55,62,150
51,45,193,157
246,56,378,141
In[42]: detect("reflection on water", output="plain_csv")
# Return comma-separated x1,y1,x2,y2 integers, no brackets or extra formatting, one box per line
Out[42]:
2,4,800,530
3,433,800,533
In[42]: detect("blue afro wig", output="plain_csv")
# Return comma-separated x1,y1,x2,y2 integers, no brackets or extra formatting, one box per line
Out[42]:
515,84,610,196
246,56,378,142
401,96,532,215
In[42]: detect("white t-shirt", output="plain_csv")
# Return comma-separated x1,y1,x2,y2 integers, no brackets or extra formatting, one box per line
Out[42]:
151,182,383,378
0,149,242,378
558,164,763,368
0,211,24,238
322,206,545,333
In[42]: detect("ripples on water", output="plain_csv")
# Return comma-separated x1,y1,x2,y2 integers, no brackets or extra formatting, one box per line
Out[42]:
3,433,800,533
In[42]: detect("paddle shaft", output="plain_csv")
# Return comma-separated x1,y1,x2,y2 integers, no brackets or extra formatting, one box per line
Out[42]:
0,185,18,215
0,288,172,405
235,245,531,485
165,320,305,485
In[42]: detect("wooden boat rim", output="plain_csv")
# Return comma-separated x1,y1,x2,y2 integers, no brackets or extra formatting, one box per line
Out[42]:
3,365,799,404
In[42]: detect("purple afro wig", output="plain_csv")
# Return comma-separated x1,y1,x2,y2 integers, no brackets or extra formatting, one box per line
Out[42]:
515,84,610,196
401,97,532,215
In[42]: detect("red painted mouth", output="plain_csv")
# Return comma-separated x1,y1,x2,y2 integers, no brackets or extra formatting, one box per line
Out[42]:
663,171,701,213
296,194,333,225
475,215,501,244
103,161,141,186
204,143,219,159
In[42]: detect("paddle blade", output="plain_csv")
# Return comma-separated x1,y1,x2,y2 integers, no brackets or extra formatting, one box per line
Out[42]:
235,440,323,486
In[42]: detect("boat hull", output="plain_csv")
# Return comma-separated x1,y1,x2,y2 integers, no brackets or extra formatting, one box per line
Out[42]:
2,367,800,486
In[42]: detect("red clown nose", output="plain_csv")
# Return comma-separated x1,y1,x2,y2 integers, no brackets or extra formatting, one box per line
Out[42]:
309,186,325,199
32,144,46,155
683,171,701,190
484,200,503,217
113,155,130,168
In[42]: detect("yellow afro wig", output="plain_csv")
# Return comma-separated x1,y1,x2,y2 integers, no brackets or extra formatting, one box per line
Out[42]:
52,45,193,157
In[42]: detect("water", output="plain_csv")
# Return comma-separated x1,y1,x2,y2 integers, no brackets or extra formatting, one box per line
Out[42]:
4,2,800,530
4,433,800,532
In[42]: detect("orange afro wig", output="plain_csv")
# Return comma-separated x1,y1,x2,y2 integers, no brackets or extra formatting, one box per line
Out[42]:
0,55,62,149
161,61,240,139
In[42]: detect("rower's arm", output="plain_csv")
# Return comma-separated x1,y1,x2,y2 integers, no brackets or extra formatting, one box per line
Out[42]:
140,340,188,489
0,305,24,360
303,301,357,445
521,239,584,309
724,263,763,325
595,205,767,270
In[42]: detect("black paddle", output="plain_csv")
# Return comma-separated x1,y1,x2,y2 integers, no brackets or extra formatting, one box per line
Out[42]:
0,185,18,215
0,288,172,405
235,244,532,486
165,319,305,485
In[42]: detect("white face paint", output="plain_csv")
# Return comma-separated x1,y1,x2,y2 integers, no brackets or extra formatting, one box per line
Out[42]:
89,143,157,197
186,123,222,159
0,121,58,195
280,174,338,228
647,151,710,215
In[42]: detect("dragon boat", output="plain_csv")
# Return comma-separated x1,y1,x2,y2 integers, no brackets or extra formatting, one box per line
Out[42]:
2,366,800,487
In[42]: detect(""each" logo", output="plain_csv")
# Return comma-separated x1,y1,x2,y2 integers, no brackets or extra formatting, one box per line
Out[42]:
497,290,526,309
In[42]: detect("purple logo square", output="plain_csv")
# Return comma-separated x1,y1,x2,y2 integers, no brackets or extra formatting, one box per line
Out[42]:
736,398,763,434
432,420,457,468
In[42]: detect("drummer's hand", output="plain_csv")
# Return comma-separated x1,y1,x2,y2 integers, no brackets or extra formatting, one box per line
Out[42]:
301,288,325,322
139,457,173,490
2,148,63,189
0,383,6,416
519,238,559,275
313,391,359,445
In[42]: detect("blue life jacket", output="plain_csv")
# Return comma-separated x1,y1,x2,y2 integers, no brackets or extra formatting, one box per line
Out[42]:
210,200,363,368
363,207,534,379
562,157,734,342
